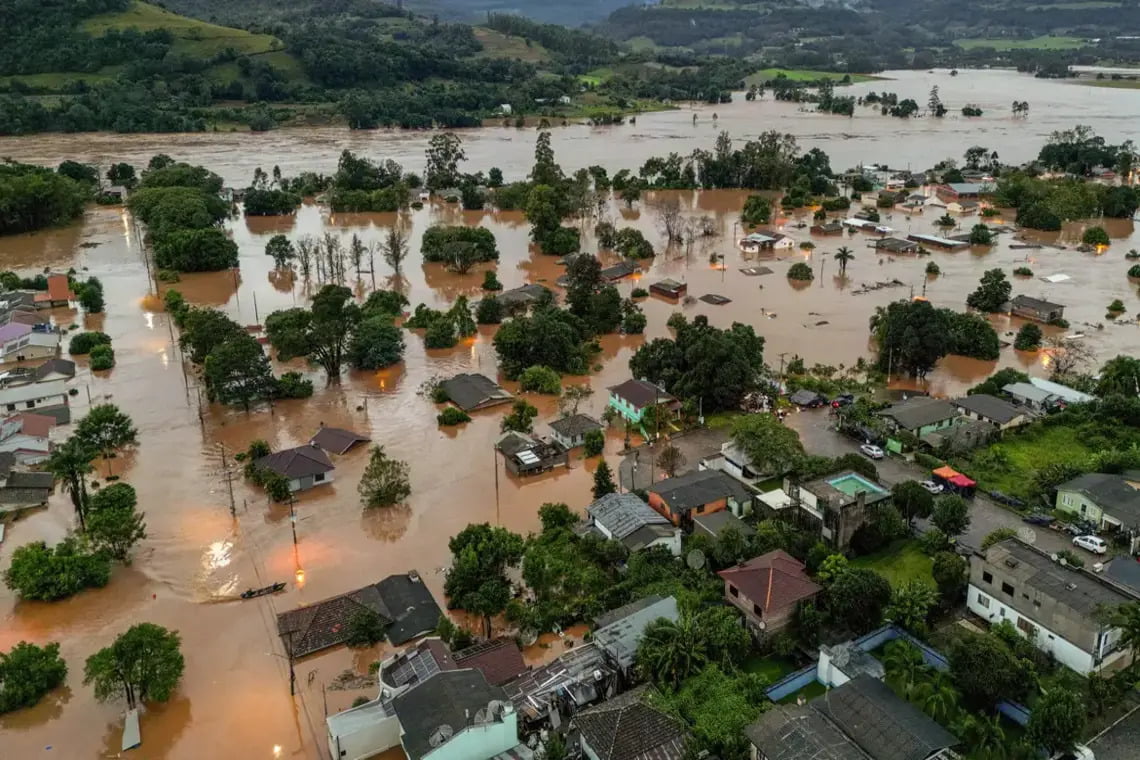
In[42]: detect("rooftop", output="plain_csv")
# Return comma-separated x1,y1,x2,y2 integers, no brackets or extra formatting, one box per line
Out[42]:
746,703,868,760
1010,294,1064,312
718,550,821,615
588,493,672,540
1002,381,1056,404
502,641,612,722
608,378,674,409
980,539,1137,616
381,638,456,692
309,425,370,455
572,685,687,760
392,669,509,760
255,444,334,480
1028,377,1094,405
802,470,891,510
692,510,755,539
496,283,552,309
648,469,753,515
549,413,603,439
593,595,678,670
953,393,1026,425
1056,472,1140,526
442,373,514,412
879,396,959,431
453,638,528,687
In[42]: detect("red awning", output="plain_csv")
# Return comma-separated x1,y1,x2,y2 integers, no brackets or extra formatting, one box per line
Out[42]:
948,474,976,488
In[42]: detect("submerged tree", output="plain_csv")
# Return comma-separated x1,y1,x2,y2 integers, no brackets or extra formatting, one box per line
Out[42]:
75,404,138,477
84,623,184,709
358,446,411,508
47,436,97,530
265,285,360,384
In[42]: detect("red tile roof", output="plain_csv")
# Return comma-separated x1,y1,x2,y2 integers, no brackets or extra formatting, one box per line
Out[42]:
33,275,76,304
718,550,821,614
453,638,528,686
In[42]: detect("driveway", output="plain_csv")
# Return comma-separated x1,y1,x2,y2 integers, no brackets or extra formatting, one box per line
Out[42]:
618,427,730,493
786,408,1077,557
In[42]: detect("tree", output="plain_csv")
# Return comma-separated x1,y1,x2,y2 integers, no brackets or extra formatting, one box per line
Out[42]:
345,610,387,648
265,285,360,384
86,483,146,563
84,623,184,709
882,640,928,701
827,568,891,634
530,130,562,187
968,224,994,245
928,85,946,117
178,308,244,363
47,435,96,530
107,162,137,188
966,269,1011,313
154,229,239,272
78,277,104,313
948,632,1032,708
501,399,539,434
635,615,710,689
4,538,111,600
1082,226,1110,247
915,673,960,724
204,335,274,410
519,365,562,394
583,429,605,457
358,446,411,508
891,480,934,526
870,299,950,378
383,226,409,273
730,414,804,477
1103,602,1140,663
592,461,617,499
656,444,686,478
1095,355,1140,397
932,494,971,538
932,551,967,606
445,524,524,637
1028,688,1085,754
424,132,466,191
347,317,405,370
75,404,137,476
265,234,296,269
834,246,854,275
475,297,503,324
0,641,68,714
787,262,814,281
885,579,939,634
1014,323,1043,351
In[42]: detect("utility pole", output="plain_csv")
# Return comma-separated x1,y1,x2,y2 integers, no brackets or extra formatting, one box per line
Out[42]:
289,492,298,548
219,443,237,518
493,446,500,525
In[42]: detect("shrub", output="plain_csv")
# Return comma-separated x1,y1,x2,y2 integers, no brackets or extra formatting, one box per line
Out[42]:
787,262,814,281
275,371,313,399
1129,265,1140,278
1057,549,1085,568
437,407,471,426
914,452,945,470
157,269,181,283
631,287,649,298
1108,299,1126,313
424,319,457,349
68,331,111,355
519,365,562,394
1013,266,1033,277
89,344,115,371
1127,249,1140,260
4,538,111,601
344,610,387,648
481,271,502,291
475,297,503,324
1014,323,1043,351
1082,226,1110,247
583,428,604,456
925,261,940,275
622,310,647,334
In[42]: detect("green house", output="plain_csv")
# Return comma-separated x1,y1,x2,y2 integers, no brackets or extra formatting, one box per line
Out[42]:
1056,472,1140,535
878,397,960,454
607,379,679,428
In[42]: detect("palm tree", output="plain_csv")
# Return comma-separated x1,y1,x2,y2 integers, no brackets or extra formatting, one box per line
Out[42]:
955,711,1006,759
834,246,855,276
46,436,97,531
634,615,709,690
881,640,927,701
915,673,960,724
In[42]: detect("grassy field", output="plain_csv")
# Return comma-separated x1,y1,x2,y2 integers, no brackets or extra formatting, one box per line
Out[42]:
1081,78,1140,89
84,1,284,57
851,539,934,588
472,27,551,62
954,35,1088,50
777,680,827,704
742,654,798,682
953,425,1093,499
747,68,882,85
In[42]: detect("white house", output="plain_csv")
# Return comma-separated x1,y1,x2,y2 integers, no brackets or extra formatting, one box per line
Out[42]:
0,325,59,365
0,377,68,415
739,232,794,252
0,413,55,464
254,444,335,492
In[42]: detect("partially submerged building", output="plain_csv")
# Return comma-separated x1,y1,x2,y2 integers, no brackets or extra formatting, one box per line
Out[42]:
309,425,370,455
255,444,334,492
606,378,678,427
547,413,603,450
441,373,514,412
496,431,568,477
1006,294,1065,324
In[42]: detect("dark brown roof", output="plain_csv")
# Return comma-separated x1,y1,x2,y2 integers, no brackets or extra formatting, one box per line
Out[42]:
572,685,687,760
453,638,528,686
608,379,675,410
309,426,370,454
441,373,513,411
718,550,821,614
648,469,753,515
549,413,603,438
255,444,334,479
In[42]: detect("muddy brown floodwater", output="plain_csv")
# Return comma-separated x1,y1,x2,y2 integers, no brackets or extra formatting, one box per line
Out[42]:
1,68,1139,759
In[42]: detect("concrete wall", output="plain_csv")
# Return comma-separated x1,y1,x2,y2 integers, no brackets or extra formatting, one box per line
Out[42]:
328,711,401,760
288,471,333,492
420,712,519,760
648,531,683,557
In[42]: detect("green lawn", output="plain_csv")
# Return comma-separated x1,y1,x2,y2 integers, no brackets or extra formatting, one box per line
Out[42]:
85,1,283,57
851,539,934,588
953,424,1094,500
743,654,798,682
747,68,882,85
954,35,1088,50
472,27,551,63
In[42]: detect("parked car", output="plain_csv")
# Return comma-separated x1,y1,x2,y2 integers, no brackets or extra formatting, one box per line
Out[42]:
1022,513,1055,526
1073,535,1108,555
1050,744,1094,760
988,490,1027,508
920,480,944,494
830,393,855,409
860,444,884,460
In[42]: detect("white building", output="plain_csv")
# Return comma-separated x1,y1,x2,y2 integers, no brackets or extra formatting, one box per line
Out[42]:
0,413,55,464
0,377,68,415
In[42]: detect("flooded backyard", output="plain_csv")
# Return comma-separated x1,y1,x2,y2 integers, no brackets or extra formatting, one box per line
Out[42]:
0,68,1139,759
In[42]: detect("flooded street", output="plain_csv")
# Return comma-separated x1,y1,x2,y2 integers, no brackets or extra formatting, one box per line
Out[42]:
1,68,1139,759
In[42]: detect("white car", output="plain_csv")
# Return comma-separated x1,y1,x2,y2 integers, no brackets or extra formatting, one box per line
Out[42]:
1072,535,1107,555
920,480,944,494
859,444,884,460
1050,745,1094,760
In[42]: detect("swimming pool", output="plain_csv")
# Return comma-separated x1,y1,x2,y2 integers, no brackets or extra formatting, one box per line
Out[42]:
826,473,888,497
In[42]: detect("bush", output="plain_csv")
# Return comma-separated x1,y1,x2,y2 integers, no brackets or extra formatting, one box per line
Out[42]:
4,538,111,601
787,262,814,281
424,319,457,349
1129,265,1140,278
0,641,68,714
344,610,387,648
1013,266,1033,277
1108,299,1126,313
631,287,649,298
925,261,940,275
68,331,111,355
275,371,313,399
1014,323,1043,351
914,452,945,470
89,344,115,371
482,271,502,291
1082,226,1110,247
583,428,605,456
982,527,1017,550
519,365,562,394
622,310,647,334
475,297,503,324
437,407,471,426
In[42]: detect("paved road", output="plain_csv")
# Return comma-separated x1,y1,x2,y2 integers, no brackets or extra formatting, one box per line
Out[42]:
785,408,1079,557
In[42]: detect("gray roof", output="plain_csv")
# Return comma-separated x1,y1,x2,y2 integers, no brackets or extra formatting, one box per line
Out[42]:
549,413,603,438
255,445,334,479
875,237,918,253
692,510,755,539
620,524,678,552
789,389,823,406
442,373,514,411
953,394,1025,425
1056,473,1140,526
377,572,445,645
572,685,687,760
608,379,674,409
392,669,508,760
33,358,75,380
1002,382,1054,404
746,704,869,760
309,426,370,454
813,676,957,760
879,397,959,431
1010,294,1064,312
588,493,671,540
947,182,987,194
981,539,1137,616
594,594,670,630
648,469,753,515
496,284,552,309
1103,558,1140,596
6,471,54,489
593,595,678,670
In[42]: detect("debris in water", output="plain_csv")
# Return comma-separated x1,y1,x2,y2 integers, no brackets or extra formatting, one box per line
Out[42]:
699,294,732,305
740,266,773,276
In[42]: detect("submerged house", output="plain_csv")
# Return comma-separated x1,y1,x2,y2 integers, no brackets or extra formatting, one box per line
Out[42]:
441,373,514,412
1006,294,1065,324
496,431,568,477
32,274,76,309
309,425,370,455
255,444,334,492
740,232,793,252
649,278,687,299
548,414,603,450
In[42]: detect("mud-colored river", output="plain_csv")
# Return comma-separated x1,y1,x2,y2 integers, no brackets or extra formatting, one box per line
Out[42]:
1,68,1139,759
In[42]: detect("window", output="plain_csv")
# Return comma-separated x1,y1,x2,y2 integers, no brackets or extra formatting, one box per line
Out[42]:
24,401,34,409
729,585,739,598
976,593,990,608
696,504,705,514
1017,617,1036,636
314,473,326,483
1001,582,1015,596
982,571,993,584
1081,504,1087,514
752,603,763,617
4,404,12,412
1033,599,1041,608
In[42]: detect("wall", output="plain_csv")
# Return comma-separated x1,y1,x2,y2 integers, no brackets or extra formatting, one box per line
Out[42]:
1056,489,1105,525
648,531,683,557
421,712,519,760
328,711,401,760
607,393,643,424
723,579,799,634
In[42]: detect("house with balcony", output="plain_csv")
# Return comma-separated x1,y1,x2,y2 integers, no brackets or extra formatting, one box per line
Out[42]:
967,538,1138,675
719,550,820,636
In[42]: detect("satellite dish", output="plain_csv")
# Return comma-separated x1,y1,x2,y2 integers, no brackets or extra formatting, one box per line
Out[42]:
1017,526,1036,544
686,549,706,570
520,629,538,647
429,725,454,748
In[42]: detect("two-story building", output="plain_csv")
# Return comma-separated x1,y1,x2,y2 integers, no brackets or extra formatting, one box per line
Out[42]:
790,470,892,549
647,469,755,527
878,397,961,453
967,538,1138,675
0,323,59,366
606,379,679,429
1007,294,1065,324
719,550,821,636
548,413,603,450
